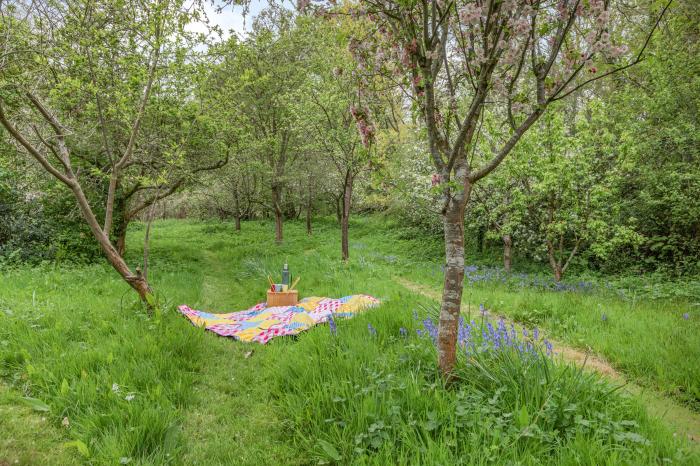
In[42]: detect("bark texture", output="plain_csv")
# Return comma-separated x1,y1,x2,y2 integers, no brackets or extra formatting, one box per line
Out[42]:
341,171,354,261
436,169,471,376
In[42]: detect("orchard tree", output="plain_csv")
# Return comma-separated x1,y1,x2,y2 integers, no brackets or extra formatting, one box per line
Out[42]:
302,18,384,260
214,7,309,243
337,0,671,375
0,0,205,307
111,96,229,255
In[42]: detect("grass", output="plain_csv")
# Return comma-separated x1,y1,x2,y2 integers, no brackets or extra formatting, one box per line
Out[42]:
0,216,698,464
401,268,700,408
0,383,79,465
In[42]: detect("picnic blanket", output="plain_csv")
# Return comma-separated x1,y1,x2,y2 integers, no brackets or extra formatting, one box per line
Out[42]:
178,295,380,344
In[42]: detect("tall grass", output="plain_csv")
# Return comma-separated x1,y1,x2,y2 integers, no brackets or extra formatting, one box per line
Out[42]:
0,217,697,464
274,305,694,464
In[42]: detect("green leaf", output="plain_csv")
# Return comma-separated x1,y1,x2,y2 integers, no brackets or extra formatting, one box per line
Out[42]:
64,440,90,457
517,405,529,428
60,378,70,396
317,439,341,462
22,396,50,412
163,424,180,452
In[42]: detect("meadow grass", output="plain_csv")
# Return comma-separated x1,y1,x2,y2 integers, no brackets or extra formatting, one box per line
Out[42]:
393,260,700,408
347,216,700,407
0,217,698,464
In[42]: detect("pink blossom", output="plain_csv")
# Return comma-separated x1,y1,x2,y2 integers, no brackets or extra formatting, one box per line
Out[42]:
458,4,482,26
350,105,376,147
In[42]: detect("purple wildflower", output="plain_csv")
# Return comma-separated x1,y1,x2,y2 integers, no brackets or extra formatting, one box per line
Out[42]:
328,315,337,336
368,323,377,336
544,339,553,357
422,318,439,344
399,327,408,337
533,327,539,341
601,313,608,322
683,313,690,320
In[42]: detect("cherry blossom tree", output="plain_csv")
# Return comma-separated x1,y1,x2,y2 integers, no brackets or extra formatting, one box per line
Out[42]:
335,0,671,376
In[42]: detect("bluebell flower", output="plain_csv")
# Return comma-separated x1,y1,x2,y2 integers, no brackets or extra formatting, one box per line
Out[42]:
328,315,337,336
601,313,608,322
682,313,690,320
544,339,553,357
368,323,377,336
399,327,407,337
422,318,438,344
533,327,539,341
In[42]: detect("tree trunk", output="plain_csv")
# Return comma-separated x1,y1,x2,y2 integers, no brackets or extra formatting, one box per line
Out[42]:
503,234,512,273
546,240,563,281
116,224,128,257
274,209,283,243
112,196,129,257
335,194,342,224
477,225,485,253
437,175,471,377
341,172,354,261
69,185,153,308
232,181,241,231
271,183,283,243
306,204,312,235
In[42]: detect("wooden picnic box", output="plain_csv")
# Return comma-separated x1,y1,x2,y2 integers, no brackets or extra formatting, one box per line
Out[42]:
267,290,298,307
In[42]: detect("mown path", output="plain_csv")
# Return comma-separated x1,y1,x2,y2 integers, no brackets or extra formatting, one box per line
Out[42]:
393,277,700,445
178,248,299,465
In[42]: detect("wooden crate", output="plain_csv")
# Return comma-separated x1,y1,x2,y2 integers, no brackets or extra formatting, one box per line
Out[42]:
267,290,298,307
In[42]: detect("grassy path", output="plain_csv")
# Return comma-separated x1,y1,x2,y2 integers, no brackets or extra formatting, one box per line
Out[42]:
178,241,298,465
394,276,700,445
1,218,697,464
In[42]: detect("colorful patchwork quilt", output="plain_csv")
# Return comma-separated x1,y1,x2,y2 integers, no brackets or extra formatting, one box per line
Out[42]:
178,295,380,344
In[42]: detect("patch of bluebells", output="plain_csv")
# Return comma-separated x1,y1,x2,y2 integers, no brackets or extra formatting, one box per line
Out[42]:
413,311,554,360
455,264,597,294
